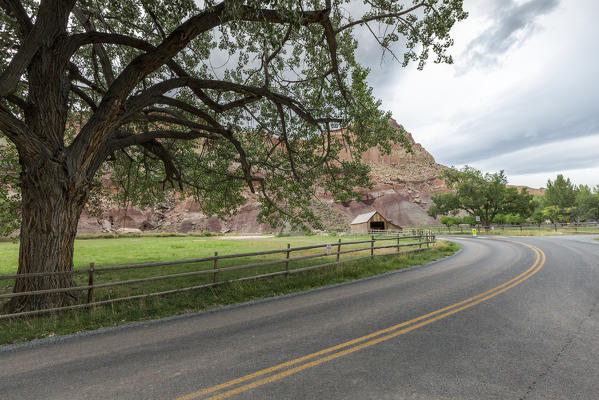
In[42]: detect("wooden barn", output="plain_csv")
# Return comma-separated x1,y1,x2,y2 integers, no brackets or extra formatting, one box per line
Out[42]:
350,211,402,234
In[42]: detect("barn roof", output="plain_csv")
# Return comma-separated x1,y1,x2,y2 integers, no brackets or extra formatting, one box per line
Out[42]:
350,211,377,225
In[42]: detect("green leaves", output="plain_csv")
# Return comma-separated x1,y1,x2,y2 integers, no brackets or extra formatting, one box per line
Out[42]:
576,185,599,221
545,174,577,209
430,166,533,226
0,0,467,231
0,140,19,236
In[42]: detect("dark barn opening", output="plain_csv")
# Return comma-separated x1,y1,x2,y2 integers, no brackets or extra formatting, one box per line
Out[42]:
370,221,385,230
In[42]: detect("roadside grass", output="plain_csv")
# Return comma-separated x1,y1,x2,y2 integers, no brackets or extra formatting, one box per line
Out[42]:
0,240,458,345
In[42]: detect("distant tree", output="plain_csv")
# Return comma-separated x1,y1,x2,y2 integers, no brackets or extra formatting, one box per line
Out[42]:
440,216,460,227
0,1,467,312
542,205,562,231
428,166,531,227
503,187,534,220
492,213,525,225
545,175,578,208
576,185,599,221
460,215,476,226
505,213,525,225
428,192,460,220
531,208,546,226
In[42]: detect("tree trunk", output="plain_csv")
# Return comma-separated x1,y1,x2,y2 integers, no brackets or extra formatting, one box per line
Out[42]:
6,160,88,313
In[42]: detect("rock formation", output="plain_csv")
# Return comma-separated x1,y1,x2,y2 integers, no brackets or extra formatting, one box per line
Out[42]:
76,121,449,234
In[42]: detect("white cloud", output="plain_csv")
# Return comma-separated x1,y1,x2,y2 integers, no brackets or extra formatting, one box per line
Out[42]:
459,134,599,186
355,0,599,188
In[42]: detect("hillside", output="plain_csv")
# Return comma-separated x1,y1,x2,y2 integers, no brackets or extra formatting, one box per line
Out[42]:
77,121,449,234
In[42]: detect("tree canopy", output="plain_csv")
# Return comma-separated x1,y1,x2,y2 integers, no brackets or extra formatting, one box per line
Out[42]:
544,174,577,209
0,0,467,312
576,185,599,221
530,175,599,224
428,166,534,227
0,0,467,229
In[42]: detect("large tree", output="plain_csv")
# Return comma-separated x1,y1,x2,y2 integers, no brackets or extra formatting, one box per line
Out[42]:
576,185,599,222
545,174,577,209
0,0,466,312
428,166,533,227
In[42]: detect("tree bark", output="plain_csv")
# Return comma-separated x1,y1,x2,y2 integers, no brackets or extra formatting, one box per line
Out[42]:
6,159,88,313
5,20,88,313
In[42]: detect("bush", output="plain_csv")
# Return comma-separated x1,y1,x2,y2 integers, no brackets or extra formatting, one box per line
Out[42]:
440,216,460,226
460,215,476,226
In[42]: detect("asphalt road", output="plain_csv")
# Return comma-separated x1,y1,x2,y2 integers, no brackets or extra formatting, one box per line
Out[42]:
1,235,598,400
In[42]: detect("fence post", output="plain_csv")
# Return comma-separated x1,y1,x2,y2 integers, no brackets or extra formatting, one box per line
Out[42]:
87,262,95,304
286,243,291,275
397,233,400,253
371,235,374,259
337,239,341,263
213,252,218,283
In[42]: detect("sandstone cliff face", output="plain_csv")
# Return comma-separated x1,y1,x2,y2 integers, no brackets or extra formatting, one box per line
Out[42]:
77,123,448,234
328,120,447,228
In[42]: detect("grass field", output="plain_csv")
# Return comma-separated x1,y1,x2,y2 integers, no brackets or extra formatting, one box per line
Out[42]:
0,234,370,274
0,234,458,345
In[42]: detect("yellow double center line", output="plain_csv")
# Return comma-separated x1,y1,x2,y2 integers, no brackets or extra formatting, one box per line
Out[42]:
176,239,546,400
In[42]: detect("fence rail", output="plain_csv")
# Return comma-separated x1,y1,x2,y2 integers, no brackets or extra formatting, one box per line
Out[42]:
417,222,599,234
0,232,435,320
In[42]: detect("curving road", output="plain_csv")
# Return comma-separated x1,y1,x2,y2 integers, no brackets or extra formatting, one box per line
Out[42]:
1,235,598,399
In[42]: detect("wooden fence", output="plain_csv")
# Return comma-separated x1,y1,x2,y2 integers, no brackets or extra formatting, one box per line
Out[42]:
417,222,599,234
0,232,435,320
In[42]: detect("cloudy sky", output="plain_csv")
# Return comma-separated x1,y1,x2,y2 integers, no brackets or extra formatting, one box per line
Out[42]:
355,0,599,189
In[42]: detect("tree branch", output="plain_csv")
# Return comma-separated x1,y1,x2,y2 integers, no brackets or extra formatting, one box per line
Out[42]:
322,18,349,104
72,7,115,86
70,86,98,111
0,102,45,158
110,129,219,150
0,102,24,142
5,93,28,110
64,31,155,59
0,0,76,97
140,0,167,40
124,77,323,128
122,111,224,135
69,2,229,173
0,0,32,36
139,138,182,189
334,3,426,34
67,63,106,95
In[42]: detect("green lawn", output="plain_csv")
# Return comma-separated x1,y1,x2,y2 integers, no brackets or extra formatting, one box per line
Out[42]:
0,234,357,274
0,234,458,345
